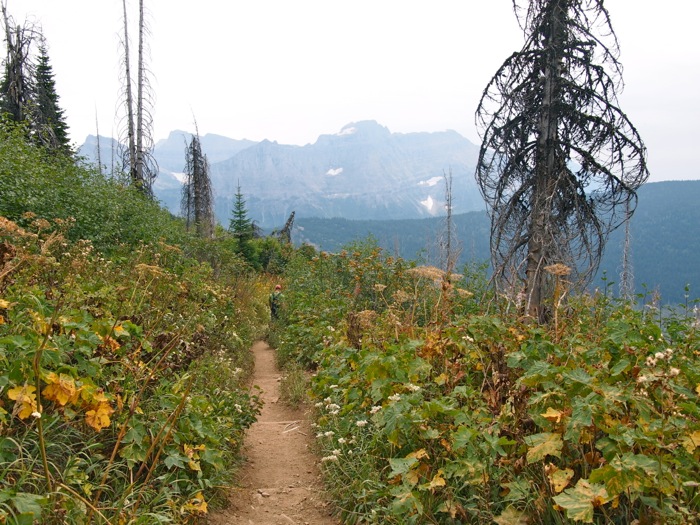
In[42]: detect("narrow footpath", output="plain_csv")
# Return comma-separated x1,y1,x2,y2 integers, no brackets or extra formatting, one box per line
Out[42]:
208,341,338,525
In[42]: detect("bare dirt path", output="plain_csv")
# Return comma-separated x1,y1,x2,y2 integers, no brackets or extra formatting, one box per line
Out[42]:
208,341,339,525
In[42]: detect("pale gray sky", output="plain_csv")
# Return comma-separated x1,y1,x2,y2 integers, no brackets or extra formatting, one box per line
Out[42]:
7,0,700,182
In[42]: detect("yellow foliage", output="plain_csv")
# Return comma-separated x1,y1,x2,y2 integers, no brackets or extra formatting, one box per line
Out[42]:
541,407,564,424
7,384,37,419
407,448,429,460
682,431,700,453
428,470,446,490
181,492,208,515
85,403,114,431
43,372,78,406
0,298,10,308
545,463,574,493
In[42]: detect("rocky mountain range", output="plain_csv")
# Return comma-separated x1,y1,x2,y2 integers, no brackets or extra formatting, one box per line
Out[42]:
78,121,484,228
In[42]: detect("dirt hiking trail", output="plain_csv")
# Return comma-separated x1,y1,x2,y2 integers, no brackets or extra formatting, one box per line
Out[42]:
208,341,339,525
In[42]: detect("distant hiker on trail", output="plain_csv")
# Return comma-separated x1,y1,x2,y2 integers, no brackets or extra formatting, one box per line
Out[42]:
269,284,284,320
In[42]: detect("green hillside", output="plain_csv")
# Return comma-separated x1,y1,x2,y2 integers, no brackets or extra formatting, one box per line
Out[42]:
294,180,700,304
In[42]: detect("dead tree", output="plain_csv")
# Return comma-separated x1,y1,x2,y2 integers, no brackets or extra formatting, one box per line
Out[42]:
181,129,214,238
119,0,157,196
475,0,649,322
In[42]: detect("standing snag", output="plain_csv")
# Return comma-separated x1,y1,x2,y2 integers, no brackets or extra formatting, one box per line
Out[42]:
475,0,649,321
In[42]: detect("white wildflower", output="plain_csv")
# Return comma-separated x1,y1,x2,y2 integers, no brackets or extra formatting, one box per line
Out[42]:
655,351,666,361
31,411,42,419
665,348,674,358
324,431,335,437
338,437,347,444
669,367,680,377
388,393,401,402
321,455,338,462
356,420,368,427
646,355,657,367
324,397,332,404
463,335,474,343
315,402,324,408
370,405,381,414
406,383,421,392
333,449,341,455
330,385,339,389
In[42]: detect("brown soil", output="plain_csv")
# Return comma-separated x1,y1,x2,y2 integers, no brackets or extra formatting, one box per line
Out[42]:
207,341,339,525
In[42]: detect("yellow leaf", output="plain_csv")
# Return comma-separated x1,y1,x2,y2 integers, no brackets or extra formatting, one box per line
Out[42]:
7,384,37,419
541,407,564,423
187,460,201,471
435,373,449,386
405,469,420,486
85,403,114,431
429,470,446,490
696,384,700,396
546,464,575,493
42,373,77,406
0,298,10,308
407,448,429,460
682,431,700,453
182,492,208,515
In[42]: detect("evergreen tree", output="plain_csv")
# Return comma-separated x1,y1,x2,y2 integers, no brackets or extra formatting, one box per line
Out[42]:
1,8,70,155
33,41,71,153
228,183,255,262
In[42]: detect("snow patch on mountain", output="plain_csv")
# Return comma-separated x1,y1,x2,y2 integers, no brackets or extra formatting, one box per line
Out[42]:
337,126,356,136
170,172,188,184
420,195,436,213
419,176,443,187
326,167,344,176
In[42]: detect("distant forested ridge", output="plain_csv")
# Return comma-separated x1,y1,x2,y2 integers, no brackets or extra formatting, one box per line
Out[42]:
293,180,700,305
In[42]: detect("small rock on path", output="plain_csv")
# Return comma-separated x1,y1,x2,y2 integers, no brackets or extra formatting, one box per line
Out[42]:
207,341,339,525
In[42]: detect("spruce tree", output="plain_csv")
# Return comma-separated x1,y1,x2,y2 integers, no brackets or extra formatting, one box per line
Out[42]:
33,41,71,154
228,183,255,262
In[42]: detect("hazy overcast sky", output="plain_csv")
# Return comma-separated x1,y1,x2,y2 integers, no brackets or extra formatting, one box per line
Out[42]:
7,0,700,182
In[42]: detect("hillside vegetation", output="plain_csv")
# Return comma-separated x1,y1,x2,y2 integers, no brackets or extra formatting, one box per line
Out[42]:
0,123,280,523
273,240,700,524
3,120,700,525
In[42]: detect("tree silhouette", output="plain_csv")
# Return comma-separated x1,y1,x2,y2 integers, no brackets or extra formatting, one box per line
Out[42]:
229,182,255,260
181,130,214,238
1,7,70,155
33,41,70,153
119,0,157,196
475,0,649,322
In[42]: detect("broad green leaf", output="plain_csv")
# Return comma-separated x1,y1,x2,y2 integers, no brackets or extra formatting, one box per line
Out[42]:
524,432,563,463
11,492,48,518
553,480,611,523
609,358,630,377
388,457,418,477
563,368,593,385
452,425,476,450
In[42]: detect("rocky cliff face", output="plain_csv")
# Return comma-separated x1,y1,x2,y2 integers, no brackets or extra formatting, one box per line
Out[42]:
79,121,484,228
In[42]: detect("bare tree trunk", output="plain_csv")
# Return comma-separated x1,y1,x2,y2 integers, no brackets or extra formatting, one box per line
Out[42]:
619,200,634,300
95,110,103,177
121,0,137,186
135,0,145,187
525,2,565,322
